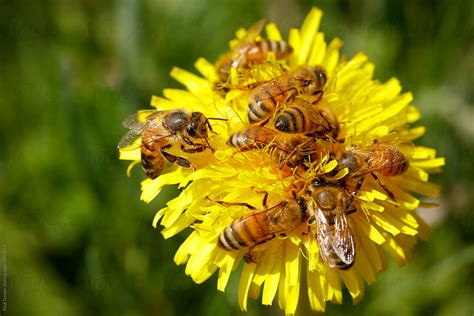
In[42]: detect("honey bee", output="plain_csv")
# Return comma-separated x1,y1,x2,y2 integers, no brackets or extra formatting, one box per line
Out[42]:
227,125,317,168
118,109,215,179
332,143,410,201
247,66,327,124
215,19,293,84
309,179,356,269
274,98,339,138
227,125,305,153
217,195,309,257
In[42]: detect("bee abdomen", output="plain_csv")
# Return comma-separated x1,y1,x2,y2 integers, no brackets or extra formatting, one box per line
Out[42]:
141,144,164,179
274,106,307,133
218,217,263,251
247,40,293,62
227,131,249,148
377,147,409,176
248,98,274,123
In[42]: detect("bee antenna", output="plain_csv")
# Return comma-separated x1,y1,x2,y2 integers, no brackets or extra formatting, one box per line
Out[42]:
205,117,227,135
204,137,214,153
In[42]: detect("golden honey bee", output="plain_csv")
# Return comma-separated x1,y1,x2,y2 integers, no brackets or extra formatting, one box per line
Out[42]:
216,194,309,261
214,179,357,268
227,125,305,153
274,97,339,138
215,19,293,84
309,179,356,269
227,125,318,168
247,66,327,124
118,109,216,179
332,143,410,201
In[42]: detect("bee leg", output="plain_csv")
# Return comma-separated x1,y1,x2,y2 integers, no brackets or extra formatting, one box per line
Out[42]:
244,247,257,264
370,172,396,201
160,147,196,170
345,177,365,211
180,144,207,153
205,117,227,135
206,197,256,210
244,234,276,263
183,135,214,152
182,136,195,146
203,137,215,152
253,190,269,207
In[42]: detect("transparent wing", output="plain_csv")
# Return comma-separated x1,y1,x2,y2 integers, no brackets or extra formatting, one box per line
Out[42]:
118,110,160,149
332,212,355,266
315,208,355,268
118,129,143,149
240,19,265,45
315,208,337,267
348,142,412,176
122,110,158,128
231,19,266,68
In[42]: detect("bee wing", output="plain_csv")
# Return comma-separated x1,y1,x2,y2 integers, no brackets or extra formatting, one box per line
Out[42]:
315,208,338,267
315,208,355,268
332,212,355,266
241,19,265,44
118,128,143,149
347,142,411,176
119,110,159,149
230,20,266,68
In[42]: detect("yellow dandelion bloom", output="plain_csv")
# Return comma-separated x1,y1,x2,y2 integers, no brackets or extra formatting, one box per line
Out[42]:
119,7,445,315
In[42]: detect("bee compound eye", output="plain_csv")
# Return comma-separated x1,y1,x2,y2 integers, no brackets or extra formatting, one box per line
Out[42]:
319,71,327,85
187,126,197,137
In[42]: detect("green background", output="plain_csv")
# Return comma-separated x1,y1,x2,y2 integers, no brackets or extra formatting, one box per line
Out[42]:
1,0,473,315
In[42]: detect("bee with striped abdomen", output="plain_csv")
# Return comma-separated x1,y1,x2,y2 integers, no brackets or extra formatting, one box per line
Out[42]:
215,19,293,84
227,125,319,169
335,143,410,201
216,194,309,262
247,66,327,125
309,179,357,269
274,98,339,139
118,109,216,179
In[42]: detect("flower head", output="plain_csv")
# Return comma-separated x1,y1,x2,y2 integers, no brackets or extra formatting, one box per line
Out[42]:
119,7,444,315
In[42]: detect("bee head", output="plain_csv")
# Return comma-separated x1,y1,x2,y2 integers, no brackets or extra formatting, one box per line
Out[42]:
311,66,327,88
298,66,327,95
187,112,208,138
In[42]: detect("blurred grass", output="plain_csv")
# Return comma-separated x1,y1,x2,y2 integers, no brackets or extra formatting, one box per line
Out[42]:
0,0,473,315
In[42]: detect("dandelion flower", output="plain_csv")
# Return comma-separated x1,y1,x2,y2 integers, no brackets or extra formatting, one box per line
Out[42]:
119,7,445,315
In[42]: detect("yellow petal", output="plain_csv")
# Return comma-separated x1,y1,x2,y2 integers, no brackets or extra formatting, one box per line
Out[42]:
265,22,282,41
307,269,326,311
307,33,326,66
238,263,257,311
194,57,217,82
297,7,322,65
262,246,283,305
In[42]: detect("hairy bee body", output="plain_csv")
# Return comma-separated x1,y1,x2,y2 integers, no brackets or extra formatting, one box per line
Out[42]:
309,184,356,269
215,20,293,83
227,125,305,153
274,98,339,138
340,144,409,178
218,197,308,251
118,110,213,179
247,66,327,124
